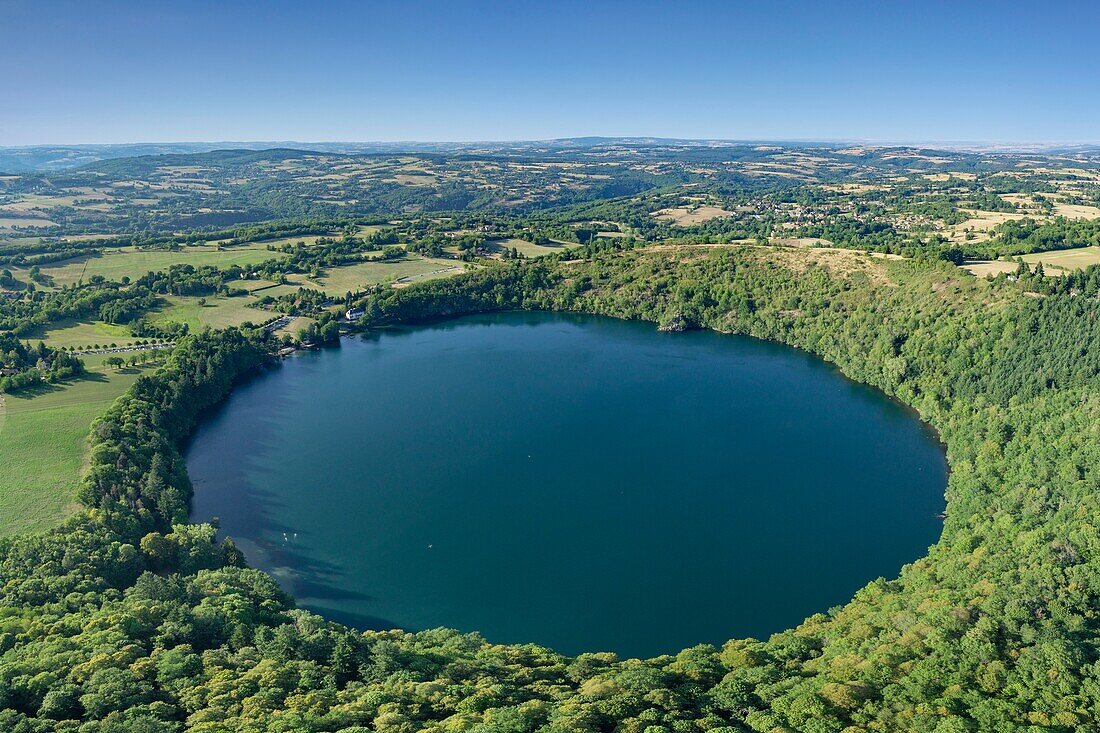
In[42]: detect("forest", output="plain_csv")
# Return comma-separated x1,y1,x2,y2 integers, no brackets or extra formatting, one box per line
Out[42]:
1,244,1100,731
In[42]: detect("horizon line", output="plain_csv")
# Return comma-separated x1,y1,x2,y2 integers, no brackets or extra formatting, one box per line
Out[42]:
3,136,1100,151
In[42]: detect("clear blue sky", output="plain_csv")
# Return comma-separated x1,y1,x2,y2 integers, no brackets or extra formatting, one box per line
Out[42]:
2,0,1097,145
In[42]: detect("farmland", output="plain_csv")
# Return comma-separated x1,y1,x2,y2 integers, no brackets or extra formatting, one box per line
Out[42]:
1021,246,1100,273
26,242,282,287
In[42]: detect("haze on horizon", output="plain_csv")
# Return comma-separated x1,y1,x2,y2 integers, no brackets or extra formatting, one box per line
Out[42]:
2,0,1098,147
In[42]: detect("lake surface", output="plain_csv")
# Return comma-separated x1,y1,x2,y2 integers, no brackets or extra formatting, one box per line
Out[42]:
187,312,946,658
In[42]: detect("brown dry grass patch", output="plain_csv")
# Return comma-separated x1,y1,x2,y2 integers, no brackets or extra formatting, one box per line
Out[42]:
651,205,735,225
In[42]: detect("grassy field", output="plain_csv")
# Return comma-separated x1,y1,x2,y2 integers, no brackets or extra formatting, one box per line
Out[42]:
959,248,1100,277
33,243,282,287
0,215,57,229
651,205,735,225
288,256,465,294
1021,247,1100,273
944,210,1023,244
487,238,567,258
0,234,44,248
1052,201,1100,219
273,316,316,338
78,347,170,370
0,272,30,291
247,283,304,298
30,318,136,349
235,278,290,293
960,260,1019,277
217,234,331,249
152,294,266,331
0,366,153,536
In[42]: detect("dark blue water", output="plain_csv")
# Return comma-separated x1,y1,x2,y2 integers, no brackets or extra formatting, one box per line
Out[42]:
188,312,946,658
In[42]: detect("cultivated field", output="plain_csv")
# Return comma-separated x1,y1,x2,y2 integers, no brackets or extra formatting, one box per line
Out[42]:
1053,202,1100,220
1021,246,1100,273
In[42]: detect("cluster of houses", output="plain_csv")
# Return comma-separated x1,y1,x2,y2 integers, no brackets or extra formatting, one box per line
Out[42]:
443,225,497,238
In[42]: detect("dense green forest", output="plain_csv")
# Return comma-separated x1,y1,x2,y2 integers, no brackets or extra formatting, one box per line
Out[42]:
2,246,1100,731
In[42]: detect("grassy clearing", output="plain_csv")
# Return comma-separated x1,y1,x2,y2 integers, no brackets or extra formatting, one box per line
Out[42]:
651,205,735,225
487,238,567,258
960,260,1019,277
776,237,833,248
962,248,1100,277
30,318,136,350
37,243,281,287
0,216,57,229
152,295,265,331
0,235,44,249
273,316,316,338
1021,247,1100,273
0,366,154,536
946,210,1027,243
1052,202,1100,220
231,234,331,249
922,172,977,182
0,273,30,292
289,256,465,294
248,284,303,298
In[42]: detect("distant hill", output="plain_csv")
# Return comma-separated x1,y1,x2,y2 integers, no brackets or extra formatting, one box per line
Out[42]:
5,138,1098,173
0,139,751,173
0,143,337,173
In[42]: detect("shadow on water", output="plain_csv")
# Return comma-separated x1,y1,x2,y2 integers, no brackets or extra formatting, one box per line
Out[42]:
186,357,383,612
359,309,594,337
301,604,407,633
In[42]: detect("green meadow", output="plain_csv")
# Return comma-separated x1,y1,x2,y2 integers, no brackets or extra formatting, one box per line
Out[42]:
0,365,155,536
31,242,282,286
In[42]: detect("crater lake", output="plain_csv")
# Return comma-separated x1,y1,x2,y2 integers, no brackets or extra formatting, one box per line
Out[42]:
187,312,947,658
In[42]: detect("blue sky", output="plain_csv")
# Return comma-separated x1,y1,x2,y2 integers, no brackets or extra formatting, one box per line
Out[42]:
2,0,1097,145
